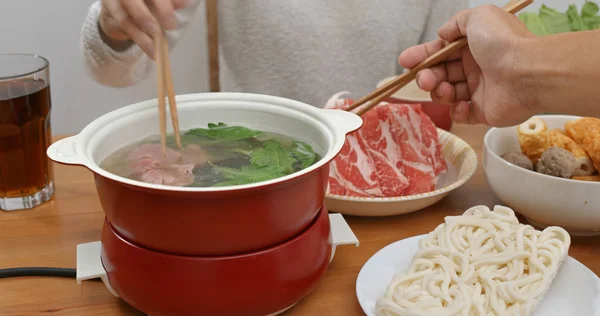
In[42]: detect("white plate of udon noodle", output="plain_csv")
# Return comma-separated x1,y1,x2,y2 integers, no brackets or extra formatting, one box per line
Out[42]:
356,205,600,316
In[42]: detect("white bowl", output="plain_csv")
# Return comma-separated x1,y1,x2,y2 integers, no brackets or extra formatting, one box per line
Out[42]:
483,114,600,236
325,128,478,216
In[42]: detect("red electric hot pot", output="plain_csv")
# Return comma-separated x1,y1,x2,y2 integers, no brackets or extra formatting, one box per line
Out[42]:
47,93,362,256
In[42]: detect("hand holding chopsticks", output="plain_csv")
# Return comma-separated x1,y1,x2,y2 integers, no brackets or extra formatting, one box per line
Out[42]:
347,0,533,117
155,30,182,154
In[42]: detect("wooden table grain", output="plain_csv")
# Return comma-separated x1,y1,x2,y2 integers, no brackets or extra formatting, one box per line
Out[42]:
1,124,599,316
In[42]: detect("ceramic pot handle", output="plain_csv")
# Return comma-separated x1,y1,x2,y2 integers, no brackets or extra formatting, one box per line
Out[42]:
46,136,85,166
329,213,359,263
323,109,363,136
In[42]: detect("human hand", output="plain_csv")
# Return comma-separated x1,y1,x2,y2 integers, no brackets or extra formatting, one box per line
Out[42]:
99,0,190,58
398,5,537,127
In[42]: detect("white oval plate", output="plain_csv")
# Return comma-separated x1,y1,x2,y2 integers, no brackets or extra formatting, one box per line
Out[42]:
356,234,600,316
325,129,478,216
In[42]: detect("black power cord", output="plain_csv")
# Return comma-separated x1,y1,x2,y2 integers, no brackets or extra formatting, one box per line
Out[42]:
0,267,76,279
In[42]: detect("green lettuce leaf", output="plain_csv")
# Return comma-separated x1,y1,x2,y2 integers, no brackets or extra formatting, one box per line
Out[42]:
567,4,585,31
582,1,600,30
539,4,572,34
582,1,600,18
520,2,600,35
519,12,550,36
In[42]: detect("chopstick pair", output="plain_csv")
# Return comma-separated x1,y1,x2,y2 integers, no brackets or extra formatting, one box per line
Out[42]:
347,0,533,117
155,30,182,154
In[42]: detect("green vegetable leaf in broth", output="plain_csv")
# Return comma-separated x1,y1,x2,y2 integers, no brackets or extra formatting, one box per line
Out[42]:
186,122,263,141
249,148,273,168
539,4,572,34
519,12,550,36
290,141,317,169
211,140,315,187
250,140,296,173
217,164,284,180
182,123,319,187
212,164,286,187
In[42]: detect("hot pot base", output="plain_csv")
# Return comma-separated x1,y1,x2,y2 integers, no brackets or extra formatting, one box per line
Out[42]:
100,206,333,316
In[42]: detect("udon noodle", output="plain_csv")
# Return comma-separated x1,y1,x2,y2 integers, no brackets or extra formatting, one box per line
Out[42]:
375,205,571,316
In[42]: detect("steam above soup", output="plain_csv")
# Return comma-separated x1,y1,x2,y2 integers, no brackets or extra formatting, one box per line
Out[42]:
100,123,321,187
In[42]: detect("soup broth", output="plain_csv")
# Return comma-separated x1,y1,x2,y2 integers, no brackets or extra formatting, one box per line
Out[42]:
100,123,321,187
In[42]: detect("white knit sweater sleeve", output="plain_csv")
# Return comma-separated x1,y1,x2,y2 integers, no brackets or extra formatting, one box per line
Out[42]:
80,1,199,88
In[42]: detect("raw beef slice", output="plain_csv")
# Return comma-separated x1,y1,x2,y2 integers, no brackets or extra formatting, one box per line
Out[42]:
324,92,447,197
126,143,207,187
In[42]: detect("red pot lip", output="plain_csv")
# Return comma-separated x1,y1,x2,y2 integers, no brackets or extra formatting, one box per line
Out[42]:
103,205,329,260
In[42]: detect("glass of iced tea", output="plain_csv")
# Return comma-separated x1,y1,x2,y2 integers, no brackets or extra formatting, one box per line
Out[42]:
0,54,54,211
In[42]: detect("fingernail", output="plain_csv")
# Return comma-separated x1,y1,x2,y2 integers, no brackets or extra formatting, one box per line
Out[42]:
416,72,429,91
164,14,178,30
143,22,160,37
146,46,155,60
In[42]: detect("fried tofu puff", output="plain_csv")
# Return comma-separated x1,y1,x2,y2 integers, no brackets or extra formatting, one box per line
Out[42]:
518,117,550,165
565,118,600,172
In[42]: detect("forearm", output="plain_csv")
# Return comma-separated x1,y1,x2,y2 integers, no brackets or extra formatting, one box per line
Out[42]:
517,30,600,116
80,1,152,87
80,0,200,88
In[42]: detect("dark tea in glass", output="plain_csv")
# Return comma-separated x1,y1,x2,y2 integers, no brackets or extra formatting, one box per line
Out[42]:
0,54,54,211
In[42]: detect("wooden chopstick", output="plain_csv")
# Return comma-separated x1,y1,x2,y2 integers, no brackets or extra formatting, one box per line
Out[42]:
155,31,168,155
348,0,533,116
161,35,182,149
355,74,411,116
155,30,182,155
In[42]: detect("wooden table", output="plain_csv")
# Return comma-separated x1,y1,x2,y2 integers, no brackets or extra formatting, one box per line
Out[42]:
1,124,599,315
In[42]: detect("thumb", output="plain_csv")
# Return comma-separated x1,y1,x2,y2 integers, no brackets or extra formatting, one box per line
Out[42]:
437,9,471,43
